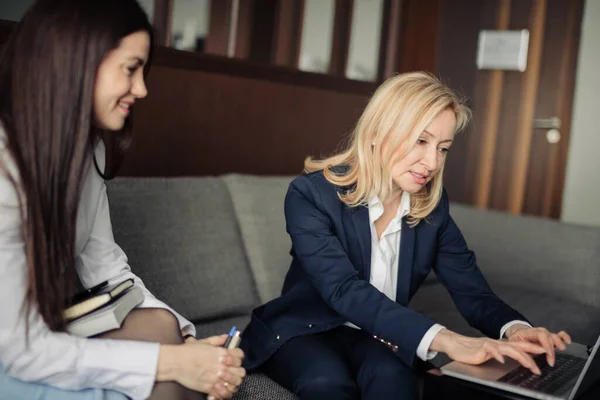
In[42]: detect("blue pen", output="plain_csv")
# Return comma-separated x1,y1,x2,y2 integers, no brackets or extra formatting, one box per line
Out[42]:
223,326,237,348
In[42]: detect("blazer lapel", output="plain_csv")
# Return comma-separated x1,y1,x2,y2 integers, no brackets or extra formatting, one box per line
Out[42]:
396,219,415,306
351,206,372,280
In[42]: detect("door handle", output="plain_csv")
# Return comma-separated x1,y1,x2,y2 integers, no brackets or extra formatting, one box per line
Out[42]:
533,117,561,130
533,117,561,143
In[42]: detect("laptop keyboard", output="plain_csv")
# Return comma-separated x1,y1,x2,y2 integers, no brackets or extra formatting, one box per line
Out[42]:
498,353,585,394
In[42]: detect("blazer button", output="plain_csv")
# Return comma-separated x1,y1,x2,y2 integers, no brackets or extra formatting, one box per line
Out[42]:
393,345,398,352
275,335,280,342
308,324,314,328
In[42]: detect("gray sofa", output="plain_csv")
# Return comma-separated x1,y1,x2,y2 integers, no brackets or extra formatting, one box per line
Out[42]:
107,175,600,399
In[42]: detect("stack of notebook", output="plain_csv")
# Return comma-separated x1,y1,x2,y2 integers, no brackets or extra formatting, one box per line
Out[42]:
65,278,144,337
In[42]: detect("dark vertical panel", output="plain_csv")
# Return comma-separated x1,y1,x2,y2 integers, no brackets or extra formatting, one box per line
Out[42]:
328,0,354,77
272,0,305,67
377,0,405,81
249,0,278,63
398,0,442,73
205,0,232,56
435,0,497,204
523,0,584,218
153,0,174,47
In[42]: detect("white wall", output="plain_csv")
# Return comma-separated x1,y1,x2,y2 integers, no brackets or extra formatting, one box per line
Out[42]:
298,0,336,74
299,0,383,81
0,0,35,21
137,0,155,21
170,0,210,50
561,0,600,227
346,0,384,81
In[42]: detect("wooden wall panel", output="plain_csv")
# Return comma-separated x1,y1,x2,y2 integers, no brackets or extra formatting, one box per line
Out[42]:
523,0,584,218
125,64,369,176
488,0,534,211
436,0,497,204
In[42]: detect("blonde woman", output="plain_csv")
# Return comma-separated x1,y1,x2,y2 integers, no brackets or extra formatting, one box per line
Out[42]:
240,72,571,399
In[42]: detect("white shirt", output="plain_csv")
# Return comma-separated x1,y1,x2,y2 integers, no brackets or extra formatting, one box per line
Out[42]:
0,129,195,400
346,192,530,361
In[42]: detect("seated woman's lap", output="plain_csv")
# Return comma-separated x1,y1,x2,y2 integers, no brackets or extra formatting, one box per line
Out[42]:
0,309,188,400
0,368,127,400
262,328,359,399
261,326,418,400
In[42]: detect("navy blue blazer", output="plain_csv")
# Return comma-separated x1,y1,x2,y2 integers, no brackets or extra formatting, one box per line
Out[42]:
241,170,527,370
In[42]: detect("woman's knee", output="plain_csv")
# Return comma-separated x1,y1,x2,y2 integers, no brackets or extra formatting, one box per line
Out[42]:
297,375,359,400
99,308,183,345
358,359,418,394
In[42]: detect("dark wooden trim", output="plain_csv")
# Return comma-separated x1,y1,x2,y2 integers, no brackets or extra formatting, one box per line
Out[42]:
247,0,278,63
377,0,405,81
328,0,354,77
272,0,305,68
151,46,377,95
205,0,233,56
152,0,174,47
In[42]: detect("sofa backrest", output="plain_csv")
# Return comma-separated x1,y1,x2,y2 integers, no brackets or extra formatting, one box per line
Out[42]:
106,175,600,325
450,203,600,309
223,174,294,303
107,177,262,324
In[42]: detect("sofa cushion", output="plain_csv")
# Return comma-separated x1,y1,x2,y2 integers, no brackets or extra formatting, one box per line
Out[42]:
107,177,260,322
234,373,296,400
223,174,294,303
194,315,252,339
449,203,600,309
410,281,600,346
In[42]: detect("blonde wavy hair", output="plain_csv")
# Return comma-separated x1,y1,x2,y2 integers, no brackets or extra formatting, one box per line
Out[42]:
305,72,471,226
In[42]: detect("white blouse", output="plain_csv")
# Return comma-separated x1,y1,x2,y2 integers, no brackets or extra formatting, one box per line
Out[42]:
0,128,195,400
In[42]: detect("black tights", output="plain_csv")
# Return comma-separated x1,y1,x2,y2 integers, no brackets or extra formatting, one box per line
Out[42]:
97,308,205,400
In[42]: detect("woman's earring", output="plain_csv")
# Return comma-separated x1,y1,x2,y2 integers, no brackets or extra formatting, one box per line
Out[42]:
371,141,376,147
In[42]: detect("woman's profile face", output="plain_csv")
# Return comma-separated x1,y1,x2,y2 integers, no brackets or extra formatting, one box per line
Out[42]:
389,108,456,194
93,30,150,131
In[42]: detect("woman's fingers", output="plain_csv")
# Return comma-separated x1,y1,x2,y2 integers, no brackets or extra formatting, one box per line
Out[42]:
485,343,505,364
534,331,556,366
498,343,541,375
557,331,572,344
218,368,245,387
213,381,234,399
509,340,547,355
226,349,244,367
551,333,568,351
200,334,229,346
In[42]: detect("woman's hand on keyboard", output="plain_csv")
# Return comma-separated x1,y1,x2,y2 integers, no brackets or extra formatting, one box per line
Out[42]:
431,328,547,375
507,326,572,367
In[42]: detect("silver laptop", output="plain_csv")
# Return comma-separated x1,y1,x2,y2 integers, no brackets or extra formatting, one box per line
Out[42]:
440,335,600,400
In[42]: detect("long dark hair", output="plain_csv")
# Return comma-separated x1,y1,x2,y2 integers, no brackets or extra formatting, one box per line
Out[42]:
0,0,153,331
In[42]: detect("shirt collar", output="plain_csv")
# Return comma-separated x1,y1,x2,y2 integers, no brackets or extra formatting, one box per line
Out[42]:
368,191,411,226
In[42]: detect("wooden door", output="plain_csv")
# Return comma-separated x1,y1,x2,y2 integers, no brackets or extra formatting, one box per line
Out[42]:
437,0,584,218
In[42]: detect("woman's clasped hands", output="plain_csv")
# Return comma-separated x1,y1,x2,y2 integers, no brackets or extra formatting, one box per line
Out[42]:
158,333,246,399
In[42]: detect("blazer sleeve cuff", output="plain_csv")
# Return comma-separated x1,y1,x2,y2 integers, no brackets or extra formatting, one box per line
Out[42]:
416,324,446,361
